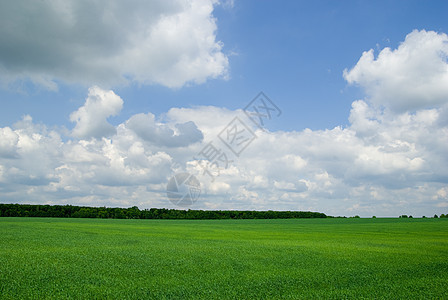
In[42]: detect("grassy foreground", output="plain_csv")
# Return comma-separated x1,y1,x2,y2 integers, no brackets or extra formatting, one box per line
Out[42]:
0,218,447,299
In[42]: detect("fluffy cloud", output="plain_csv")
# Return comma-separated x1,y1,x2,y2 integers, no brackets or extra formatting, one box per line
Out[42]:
344,30,448,112
0,127,19,158
0,115,176,208
70,86,123,139
1,30,447,217
0,116,62,188
126,113,203,147
0,0,228,89
0,96,447,216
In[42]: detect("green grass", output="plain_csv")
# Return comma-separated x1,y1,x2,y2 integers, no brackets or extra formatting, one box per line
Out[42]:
0,217,447,299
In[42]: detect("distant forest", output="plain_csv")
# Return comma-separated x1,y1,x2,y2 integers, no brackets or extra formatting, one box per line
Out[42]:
0,203,328,219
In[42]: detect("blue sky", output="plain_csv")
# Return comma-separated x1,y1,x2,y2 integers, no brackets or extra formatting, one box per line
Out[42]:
1,0,448,216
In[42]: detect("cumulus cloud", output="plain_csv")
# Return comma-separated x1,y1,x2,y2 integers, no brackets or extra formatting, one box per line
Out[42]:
0,113,175,208
126,113,203,147
0,116,61,188
1,30,448,217
0,127,19,158
70,86,123,139
161,99,444,215
0,0,228,89
166,106,239,137
0,94,447,216
344,30,448,112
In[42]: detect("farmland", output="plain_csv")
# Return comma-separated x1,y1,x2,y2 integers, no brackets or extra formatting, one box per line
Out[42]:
0,217,447,299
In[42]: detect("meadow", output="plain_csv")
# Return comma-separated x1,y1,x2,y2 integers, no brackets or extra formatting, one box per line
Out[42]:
0,217,447,299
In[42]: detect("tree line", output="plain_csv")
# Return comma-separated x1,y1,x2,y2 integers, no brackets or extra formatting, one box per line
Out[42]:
0,203,328,219
399,214,447,218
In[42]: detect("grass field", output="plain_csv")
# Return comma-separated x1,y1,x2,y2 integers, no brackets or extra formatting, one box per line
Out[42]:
0,217,447,299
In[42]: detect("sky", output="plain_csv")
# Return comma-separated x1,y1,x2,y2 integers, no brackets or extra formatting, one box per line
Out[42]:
1,0,448,217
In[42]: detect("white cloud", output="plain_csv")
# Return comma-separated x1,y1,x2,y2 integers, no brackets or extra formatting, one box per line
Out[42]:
126,113,203,147
0,0,228,89
70,86,123,139
166,106,239,138
0,127,19,158
344,30,448,112
1,30,448,217
0,116,61,188
1,96,447,216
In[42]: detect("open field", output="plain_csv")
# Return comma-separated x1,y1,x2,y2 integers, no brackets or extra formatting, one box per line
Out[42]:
0,217,447,299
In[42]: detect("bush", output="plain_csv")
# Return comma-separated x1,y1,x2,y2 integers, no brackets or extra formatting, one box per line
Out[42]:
434,214,439,218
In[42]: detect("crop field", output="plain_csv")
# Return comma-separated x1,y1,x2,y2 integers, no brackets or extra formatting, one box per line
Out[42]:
0,217,447,299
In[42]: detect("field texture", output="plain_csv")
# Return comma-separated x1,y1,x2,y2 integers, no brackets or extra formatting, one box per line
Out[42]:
0,217,447,299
